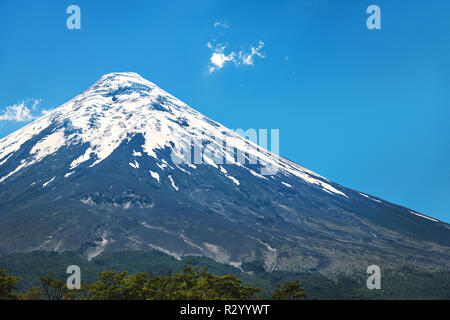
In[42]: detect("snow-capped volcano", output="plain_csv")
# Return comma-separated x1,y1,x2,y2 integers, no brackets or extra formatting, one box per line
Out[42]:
0,72,344,197
0,72,448,272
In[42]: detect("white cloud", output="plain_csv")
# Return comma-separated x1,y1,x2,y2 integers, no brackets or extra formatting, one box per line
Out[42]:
0,99,44,122
207,41,265,74
0,103,35,121
214,20,229,29
206,21,266,74
209,46,236,73
239,41,265,65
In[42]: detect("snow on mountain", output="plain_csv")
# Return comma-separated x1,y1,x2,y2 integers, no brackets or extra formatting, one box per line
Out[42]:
0,72,347,198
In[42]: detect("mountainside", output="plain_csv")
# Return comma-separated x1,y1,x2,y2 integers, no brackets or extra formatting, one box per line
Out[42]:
0,72,448,273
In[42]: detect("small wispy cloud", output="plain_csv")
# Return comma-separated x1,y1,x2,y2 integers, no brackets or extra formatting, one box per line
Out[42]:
206,21,266,74
213,20,229,29
0,99,46,122
208,45,236,73
239,41,265,66
207,41,266,74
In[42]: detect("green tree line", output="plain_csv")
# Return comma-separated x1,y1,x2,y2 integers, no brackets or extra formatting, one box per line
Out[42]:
0,261,306,300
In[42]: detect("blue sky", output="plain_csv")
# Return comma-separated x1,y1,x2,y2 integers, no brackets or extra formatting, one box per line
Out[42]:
0,0,449,222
